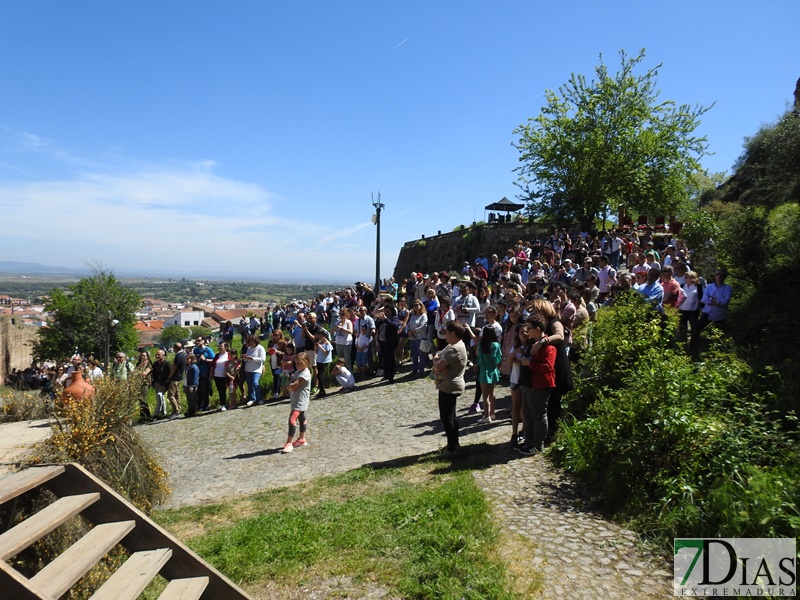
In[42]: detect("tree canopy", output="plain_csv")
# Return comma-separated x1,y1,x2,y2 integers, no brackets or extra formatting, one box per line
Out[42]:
33,267,141,364
512,49,711,227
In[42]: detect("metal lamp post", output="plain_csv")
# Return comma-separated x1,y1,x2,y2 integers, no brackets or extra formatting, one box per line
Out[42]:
372,192,384,294
105,314,120,370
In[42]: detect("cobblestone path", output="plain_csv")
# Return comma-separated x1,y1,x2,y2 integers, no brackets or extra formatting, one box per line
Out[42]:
137,372,673,598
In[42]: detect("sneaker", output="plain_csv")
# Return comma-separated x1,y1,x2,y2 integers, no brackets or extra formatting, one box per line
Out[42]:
292,438,308,448
246,400,254,407
477,415,493,424
515,444,538,456
256,400,265,405
316,391,327,398
169,413,181,420
467,403,479,415
273,392,279,399
281,443,293,454
219,406,227,411
510,435,520,449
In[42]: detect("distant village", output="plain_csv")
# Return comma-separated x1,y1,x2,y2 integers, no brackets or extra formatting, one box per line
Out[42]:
0,291,277,379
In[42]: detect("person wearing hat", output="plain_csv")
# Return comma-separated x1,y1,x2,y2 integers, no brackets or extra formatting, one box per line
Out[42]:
555,259,576,286
414,272,427,303
574,257,598,284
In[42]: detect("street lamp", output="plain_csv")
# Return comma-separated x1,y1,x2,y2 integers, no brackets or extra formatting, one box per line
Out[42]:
105,314,120,370
372,192,384,294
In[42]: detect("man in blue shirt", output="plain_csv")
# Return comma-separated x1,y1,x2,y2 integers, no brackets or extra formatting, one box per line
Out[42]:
193,337,216,411
697,269,732,332
636,268,664,311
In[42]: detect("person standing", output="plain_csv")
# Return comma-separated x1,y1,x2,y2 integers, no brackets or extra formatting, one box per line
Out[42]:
166,343,186,419
696,269,732,335
110,352,134,381
243,335,266,406
314,331,333,397
407,300,428,377
151,349,171,419
678,271,703,341
376,306,399,382
475,327,502,424
280,352,312,454
517,316,557,455
192,337,215,411
211,342,230,411
134,351,153,422
184,354,200,417
433,321,468,456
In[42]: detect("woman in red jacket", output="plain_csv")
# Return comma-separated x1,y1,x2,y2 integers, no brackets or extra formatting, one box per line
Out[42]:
516,315,556,455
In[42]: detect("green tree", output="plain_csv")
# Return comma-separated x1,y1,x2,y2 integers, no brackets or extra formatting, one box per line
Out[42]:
33,267,141,364
160,324,190,348
732,110,800,207
513,49,711,227
189,325,213,341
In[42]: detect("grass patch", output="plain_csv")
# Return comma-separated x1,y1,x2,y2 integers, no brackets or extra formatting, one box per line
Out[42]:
154,459,539,599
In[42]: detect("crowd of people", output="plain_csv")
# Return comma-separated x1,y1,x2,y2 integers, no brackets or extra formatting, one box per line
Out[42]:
4,225,730,457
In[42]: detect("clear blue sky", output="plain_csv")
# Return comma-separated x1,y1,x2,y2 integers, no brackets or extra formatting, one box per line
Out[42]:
1,1,797,283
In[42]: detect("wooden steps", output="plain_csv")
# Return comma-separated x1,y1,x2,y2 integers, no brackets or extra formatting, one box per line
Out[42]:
0,493,100,560
0,464,250,600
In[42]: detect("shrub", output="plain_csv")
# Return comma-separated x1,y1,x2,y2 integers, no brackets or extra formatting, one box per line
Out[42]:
552,300,800,545
565,290,677,419
25,376,170,512
0,388,52,422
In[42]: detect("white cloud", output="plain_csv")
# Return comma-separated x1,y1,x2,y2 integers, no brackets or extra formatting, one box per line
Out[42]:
0,161,372,280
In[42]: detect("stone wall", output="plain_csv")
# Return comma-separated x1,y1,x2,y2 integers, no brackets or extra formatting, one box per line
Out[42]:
0,316,38,381
393,221,553,280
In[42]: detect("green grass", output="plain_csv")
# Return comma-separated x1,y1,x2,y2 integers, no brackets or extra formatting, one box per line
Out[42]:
153,460,538,599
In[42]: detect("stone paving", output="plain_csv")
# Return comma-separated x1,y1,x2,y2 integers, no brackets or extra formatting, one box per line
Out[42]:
135,369,674,598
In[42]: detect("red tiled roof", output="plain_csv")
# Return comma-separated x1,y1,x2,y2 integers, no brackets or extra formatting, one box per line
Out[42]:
133,320,165,331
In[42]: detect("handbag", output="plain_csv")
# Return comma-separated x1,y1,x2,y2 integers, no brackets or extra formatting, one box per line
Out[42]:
419,339,433,354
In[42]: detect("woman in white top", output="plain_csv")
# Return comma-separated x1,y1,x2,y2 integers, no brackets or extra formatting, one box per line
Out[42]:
435,297,456,350
332,309,354,371
243,336,266,406
211,342,229,410
407,300,428,376
678,270,702,340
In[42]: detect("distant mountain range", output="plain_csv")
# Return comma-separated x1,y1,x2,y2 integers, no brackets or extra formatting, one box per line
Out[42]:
0,261,354,284
0,261,82,275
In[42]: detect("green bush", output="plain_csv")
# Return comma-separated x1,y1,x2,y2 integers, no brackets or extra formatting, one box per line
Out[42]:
566,290,677,419
552,298,800,544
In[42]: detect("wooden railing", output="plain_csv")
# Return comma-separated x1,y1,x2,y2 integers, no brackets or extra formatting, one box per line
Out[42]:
0,463,252,600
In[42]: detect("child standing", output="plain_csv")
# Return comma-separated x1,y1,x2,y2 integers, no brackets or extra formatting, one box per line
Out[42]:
268,330,286,399
281,352,311,453
279,342,296,398
225,349,240,409
355,325,371,375
517,315,556,455
314,331,333,397
475,326,503,424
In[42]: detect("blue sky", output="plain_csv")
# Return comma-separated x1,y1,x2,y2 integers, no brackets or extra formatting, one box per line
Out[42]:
1,1,797,283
